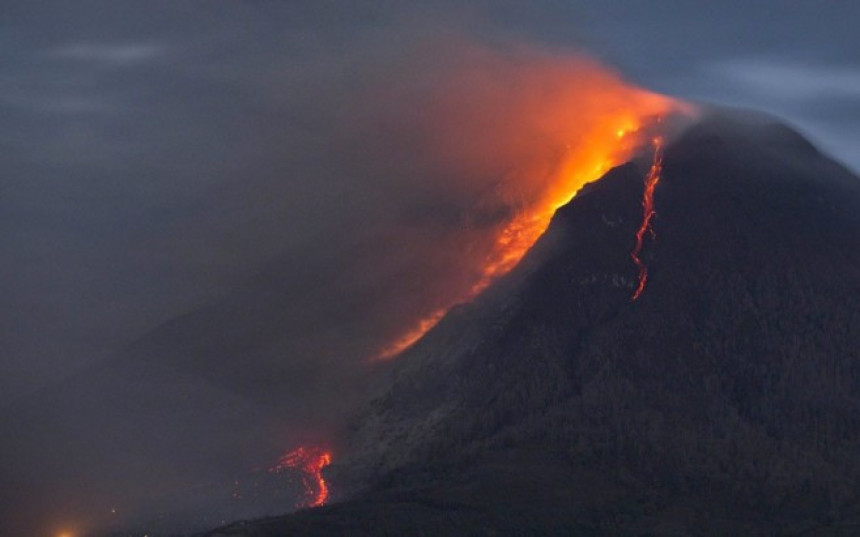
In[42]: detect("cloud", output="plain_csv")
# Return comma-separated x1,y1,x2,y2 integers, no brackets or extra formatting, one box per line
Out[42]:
44,42,166,65
706,59,860,101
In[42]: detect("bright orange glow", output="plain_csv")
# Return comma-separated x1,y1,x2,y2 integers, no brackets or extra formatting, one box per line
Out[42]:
378,308,446,360
270,445,333,508
373,52,688,360
631,138,664,301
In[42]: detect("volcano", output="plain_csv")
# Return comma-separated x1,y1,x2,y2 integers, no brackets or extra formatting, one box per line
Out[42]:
199,109,860,536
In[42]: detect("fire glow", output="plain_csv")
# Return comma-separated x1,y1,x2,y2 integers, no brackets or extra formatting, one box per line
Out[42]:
376,53,687,360
631,138,664,301
269,446,333,508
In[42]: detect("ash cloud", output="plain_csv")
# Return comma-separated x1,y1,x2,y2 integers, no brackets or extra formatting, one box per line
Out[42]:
0,2,635,534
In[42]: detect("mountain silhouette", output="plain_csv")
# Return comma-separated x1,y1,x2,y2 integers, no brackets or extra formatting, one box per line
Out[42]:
200,109,860,536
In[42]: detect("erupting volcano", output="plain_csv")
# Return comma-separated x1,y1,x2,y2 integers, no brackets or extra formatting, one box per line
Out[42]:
376,62,689,360
269,446,332,509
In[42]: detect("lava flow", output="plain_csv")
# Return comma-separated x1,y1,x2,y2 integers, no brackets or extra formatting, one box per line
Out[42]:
630,137,664,301
269,446,333,508
375,54,688,360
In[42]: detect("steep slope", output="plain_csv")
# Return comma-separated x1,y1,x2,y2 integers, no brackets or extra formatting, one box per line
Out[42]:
204,110,860,536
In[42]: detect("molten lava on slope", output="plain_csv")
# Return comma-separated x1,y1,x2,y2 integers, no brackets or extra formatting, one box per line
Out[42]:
376,56,690,360
269,446,333,509
631,137,665,301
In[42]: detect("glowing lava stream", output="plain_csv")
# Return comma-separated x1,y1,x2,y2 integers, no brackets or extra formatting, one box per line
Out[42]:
630,137,664,301
269,446,333,508
376,118,678,360
368,55,695,362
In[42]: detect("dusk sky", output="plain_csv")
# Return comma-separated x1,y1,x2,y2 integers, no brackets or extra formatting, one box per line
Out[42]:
3,1,857,405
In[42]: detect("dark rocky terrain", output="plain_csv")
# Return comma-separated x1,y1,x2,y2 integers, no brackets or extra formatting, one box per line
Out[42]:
200,110,860,536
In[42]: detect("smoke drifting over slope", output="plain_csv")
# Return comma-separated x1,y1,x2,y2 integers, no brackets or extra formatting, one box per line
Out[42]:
4,0,859,408
0,4,697,534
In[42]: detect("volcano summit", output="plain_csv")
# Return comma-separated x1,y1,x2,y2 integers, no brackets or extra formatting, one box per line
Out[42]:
201,109,860,536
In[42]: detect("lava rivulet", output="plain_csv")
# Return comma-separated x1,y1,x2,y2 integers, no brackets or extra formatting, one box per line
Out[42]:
631,138,664,301
269,446,332,508
374,53,687,360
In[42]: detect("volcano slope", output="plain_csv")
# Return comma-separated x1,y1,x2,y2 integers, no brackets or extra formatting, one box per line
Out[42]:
202,110,860,536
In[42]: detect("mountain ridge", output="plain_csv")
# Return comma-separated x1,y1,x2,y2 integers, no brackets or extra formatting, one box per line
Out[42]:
201,109,860,536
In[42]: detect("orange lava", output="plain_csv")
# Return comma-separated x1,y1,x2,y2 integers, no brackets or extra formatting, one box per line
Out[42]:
270,446,333,508
378,308,446,360
372,52,688,361
630,138,664,301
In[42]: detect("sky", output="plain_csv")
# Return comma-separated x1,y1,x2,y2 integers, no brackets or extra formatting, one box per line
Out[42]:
1,0,858,533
